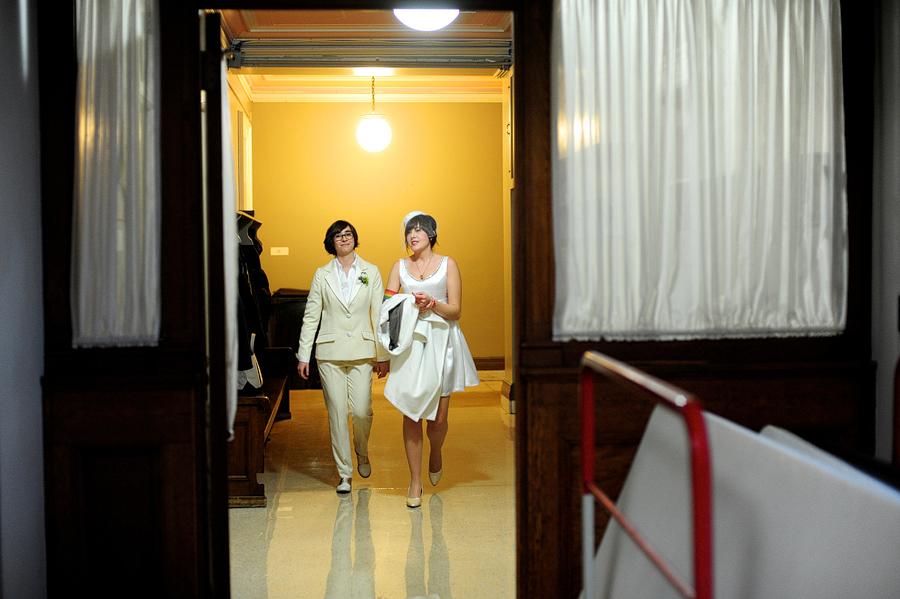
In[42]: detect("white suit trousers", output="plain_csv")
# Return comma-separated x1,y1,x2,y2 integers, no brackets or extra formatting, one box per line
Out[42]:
318,358,374,479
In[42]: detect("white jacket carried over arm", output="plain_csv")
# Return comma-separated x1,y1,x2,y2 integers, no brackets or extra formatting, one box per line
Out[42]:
377,293,450,422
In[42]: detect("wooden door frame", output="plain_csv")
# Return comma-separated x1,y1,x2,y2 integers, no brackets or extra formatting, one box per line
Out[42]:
195,2,546,595
38,1,874,597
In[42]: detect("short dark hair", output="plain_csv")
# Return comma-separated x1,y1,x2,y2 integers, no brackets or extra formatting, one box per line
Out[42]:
323,220,359,255
404,213,438,249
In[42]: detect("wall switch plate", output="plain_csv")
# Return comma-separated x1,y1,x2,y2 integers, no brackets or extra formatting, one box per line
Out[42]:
270,247,289,256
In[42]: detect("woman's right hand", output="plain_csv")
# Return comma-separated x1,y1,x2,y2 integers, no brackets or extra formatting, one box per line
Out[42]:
297,361,310,380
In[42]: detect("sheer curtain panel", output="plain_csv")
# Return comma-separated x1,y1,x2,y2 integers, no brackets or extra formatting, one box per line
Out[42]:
552,0,848,341
72,0,161,347
219,60,239,440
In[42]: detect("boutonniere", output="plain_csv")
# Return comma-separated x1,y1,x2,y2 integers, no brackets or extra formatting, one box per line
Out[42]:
358,271,369,286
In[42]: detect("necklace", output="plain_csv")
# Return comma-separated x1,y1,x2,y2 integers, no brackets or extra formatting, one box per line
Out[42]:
412,255,434,280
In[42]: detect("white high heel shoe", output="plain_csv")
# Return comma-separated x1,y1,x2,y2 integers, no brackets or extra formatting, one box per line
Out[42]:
429,468,443,486
406,486,423,508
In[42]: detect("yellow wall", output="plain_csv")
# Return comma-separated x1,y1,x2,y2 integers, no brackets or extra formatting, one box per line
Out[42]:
226,71,252,211
249,101,505,359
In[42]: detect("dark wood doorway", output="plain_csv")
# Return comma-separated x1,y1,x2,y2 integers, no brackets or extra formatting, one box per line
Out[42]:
38,1,875,598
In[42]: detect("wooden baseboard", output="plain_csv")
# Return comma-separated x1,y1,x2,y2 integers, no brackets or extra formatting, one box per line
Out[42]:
474,356,505,370
228,496,267,508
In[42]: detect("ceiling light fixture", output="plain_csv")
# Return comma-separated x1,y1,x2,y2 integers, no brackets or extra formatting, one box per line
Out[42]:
393,8,460,32
356,77,392,153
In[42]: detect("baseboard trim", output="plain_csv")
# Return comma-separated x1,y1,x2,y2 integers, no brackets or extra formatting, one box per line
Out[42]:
474,357,505,371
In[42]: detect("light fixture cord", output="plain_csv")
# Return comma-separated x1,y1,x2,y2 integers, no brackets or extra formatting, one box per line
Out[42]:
371,76,376,113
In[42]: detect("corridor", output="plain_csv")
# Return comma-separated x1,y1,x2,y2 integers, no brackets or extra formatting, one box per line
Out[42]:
229,371,516,598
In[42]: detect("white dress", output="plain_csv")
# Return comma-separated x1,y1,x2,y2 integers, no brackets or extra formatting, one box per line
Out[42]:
381,257,479,421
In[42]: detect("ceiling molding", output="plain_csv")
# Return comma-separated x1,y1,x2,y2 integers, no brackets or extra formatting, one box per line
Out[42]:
220,9,513,103
232,71,505,103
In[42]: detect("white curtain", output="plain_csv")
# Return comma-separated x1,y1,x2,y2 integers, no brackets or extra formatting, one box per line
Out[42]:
72,0,160,347
219,60,239,440
552,0,847,341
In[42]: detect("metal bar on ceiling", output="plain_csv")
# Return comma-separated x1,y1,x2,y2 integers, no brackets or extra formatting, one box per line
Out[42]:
227,39,512,69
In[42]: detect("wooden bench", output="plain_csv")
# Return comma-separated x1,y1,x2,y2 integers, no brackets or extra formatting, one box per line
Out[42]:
227,346,292,507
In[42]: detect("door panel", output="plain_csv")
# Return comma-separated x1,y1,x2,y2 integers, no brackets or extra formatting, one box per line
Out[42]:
39,6,230,597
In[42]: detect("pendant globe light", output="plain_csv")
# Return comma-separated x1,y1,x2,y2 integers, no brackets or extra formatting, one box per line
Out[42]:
393,9,460,32
357,76,392,153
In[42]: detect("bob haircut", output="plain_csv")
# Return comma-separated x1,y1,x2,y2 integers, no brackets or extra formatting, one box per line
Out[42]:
404,213,438,249
323,220,359,255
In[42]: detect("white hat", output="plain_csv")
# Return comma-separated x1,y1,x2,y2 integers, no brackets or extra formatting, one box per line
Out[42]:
401,211,439,248
402,211,424,229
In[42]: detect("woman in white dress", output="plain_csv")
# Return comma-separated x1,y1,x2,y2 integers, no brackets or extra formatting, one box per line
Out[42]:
382,211,479,507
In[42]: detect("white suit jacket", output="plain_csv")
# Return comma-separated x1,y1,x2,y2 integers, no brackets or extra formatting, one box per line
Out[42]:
296,255,388,363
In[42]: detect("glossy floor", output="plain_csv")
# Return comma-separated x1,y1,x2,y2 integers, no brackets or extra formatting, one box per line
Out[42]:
229,371,516,598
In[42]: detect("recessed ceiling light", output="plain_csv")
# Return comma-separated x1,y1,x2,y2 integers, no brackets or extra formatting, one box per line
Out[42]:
393,9,460,32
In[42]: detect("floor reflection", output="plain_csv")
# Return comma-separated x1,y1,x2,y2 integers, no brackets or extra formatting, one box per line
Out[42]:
405,495,450,599
325,490,375,598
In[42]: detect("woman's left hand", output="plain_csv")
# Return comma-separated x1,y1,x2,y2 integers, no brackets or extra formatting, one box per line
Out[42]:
412,291,435,312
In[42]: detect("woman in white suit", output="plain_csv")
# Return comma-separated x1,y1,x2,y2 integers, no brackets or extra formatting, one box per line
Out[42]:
297,220,389,494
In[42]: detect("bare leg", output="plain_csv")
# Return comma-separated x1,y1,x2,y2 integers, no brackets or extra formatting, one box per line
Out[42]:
426,396,451,474
403,415,424,499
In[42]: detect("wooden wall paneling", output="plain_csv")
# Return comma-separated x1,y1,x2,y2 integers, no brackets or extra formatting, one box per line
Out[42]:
519,375,573,597
510,0,566,595
42,384,203,597
513,0,554,345
159,1,206,349
38,2,223,595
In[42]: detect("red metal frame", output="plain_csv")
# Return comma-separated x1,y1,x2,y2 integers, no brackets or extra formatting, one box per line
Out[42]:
581,351,713,599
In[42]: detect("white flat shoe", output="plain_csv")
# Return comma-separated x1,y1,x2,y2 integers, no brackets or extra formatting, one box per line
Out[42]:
406,486,423,508
357,453,371,478
429,468,443,486
336,478,351,494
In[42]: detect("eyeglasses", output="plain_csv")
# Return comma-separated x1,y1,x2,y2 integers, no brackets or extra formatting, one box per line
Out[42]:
334,232,354,241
